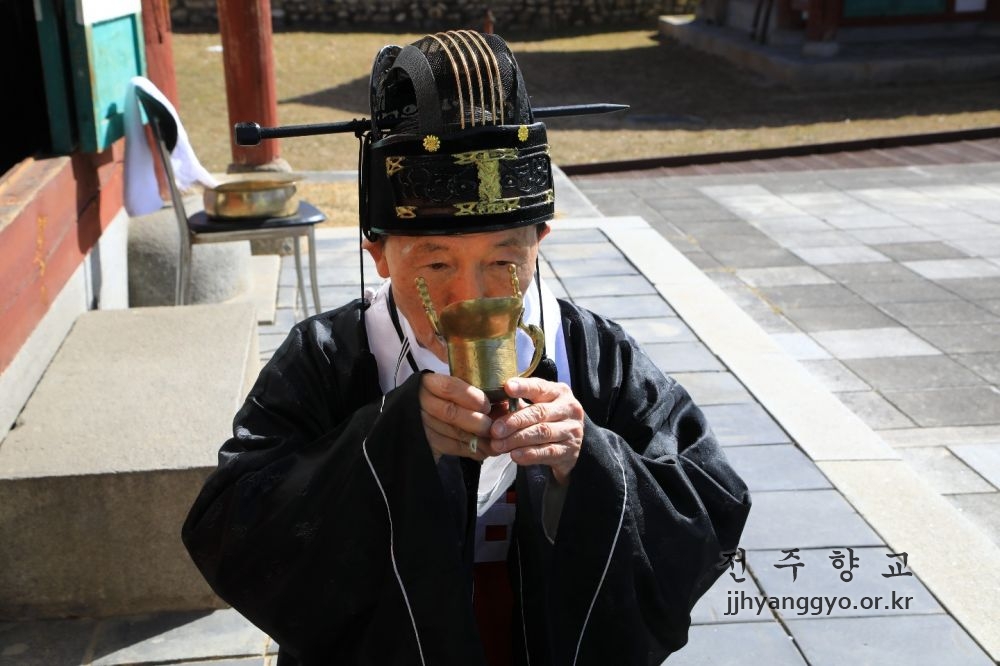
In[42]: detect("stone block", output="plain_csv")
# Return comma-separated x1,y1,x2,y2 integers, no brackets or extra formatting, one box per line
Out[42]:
0,304,259,619
127,204,252,307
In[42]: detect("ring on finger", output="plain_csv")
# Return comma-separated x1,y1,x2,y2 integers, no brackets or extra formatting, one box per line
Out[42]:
468,435,478,454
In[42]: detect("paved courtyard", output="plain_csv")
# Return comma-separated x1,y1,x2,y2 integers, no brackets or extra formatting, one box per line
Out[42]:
575,162,1000,551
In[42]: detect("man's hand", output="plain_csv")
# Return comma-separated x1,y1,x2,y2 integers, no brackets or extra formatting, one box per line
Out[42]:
419,373,495,462
490,377,584,485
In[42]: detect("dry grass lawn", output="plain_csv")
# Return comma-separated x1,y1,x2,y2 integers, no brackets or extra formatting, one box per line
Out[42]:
172,28,1000,224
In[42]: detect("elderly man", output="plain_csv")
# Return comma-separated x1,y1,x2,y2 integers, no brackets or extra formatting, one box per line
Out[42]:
183,31,750,666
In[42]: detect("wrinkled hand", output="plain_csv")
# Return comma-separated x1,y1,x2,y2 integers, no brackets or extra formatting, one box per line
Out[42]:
419,373,495,462
490,377,584,485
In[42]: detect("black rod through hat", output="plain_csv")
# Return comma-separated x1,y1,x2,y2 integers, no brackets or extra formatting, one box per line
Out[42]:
234,103,629,146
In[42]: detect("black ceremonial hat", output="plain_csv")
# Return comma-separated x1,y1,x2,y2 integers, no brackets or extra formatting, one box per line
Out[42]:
363,32,554,238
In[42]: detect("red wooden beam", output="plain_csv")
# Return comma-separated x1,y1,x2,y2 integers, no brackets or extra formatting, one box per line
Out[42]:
0,143,124,374
216,0,281,168
141,0,178,106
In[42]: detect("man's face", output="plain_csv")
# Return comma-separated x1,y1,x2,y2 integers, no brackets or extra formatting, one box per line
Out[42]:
366,224,549,361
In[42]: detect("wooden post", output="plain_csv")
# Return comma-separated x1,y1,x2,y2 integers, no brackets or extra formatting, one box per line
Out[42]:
140,0,178,106
804,0,840,47
216,0,280,168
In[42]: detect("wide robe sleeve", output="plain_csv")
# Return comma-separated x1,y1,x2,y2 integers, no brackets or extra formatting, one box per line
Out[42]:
511,302,751,666
181,302,487,664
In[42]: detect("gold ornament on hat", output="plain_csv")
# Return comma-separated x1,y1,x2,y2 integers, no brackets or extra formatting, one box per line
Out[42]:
517,125,529,142
423,135,441,152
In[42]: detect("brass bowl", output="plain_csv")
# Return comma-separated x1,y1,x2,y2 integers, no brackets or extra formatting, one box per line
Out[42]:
203,175,300,219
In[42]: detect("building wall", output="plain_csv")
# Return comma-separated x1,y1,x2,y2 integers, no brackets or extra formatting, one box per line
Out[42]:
170,0,696,29
0,143,130,438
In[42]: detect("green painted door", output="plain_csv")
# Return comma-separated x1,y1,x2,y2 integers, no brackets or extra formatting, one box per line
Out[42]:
34,0,146,154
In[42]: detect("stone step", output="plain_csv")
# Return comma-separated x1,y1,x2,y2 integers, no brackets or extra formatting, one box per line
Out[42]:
0,303,258,620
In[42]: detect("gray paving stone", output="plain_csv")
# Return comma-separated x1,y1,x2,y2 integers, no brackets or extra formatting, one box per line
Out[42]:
698,183,773,198
700,403,790,447
937,276,1000,301
696,235,785,254
751,546,942,618
878,425,1000,448
317,285,361,308
946,492,1000,544
662,207,741,225
571,295,675,320
722,296,801,334
846,226,937,245
690,572,771,625
799,359,871,392
785,615,995,666
0,618,95,666
643,342,724,373
902,211,991,229
954,352,1000,384
740,490,883,550
559,275,656,298
671,372,753,405
949,237,1000,256
708,248,805,269
723,444,832,492
259,331,289,355
750,215,832,234
898,446,997,494
735,266,834,288
665,622,806,666
679,250,724,270
618,317,698,344
921,221,1000,240
717,196,806,219
279,264,368,288
91,610,268,665
546,278,568,299
878,300,999,326
980,298,1000,316
540,242,625,262
780,191,856,209
812,327,941,359
882,387,1000,427
949,443,1000,489
757,284,864,310
783,305,899,332
843,356,986,391
822,212,909,230
769,230,859,249
546,256,637,278
769,332,833,360
835,391,916,429
680,221,766,241
911,323,1000,353
903,258,1000,280
845,279,960,305
817,262,922,283
872,241,970,261
544,227,607,244
790,245,892,266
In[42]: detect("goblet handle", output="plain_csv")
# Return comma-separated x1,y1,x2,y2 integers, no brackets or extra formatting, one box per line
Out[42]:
517,321,545,379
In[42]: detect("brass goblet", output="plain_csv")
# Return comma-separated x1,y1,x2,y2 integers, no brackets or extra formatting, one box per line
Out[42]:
416,266,544,452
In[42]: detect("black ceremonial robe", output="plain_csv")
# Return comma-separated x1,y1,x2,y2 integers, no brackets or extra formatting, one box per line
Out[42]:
182,298,751,666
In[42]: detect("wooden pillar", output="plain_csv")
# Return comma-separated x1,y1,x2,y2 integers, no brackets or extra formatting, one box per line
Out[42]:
805,0,840,41
216,0,280,168
140,0,178,106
